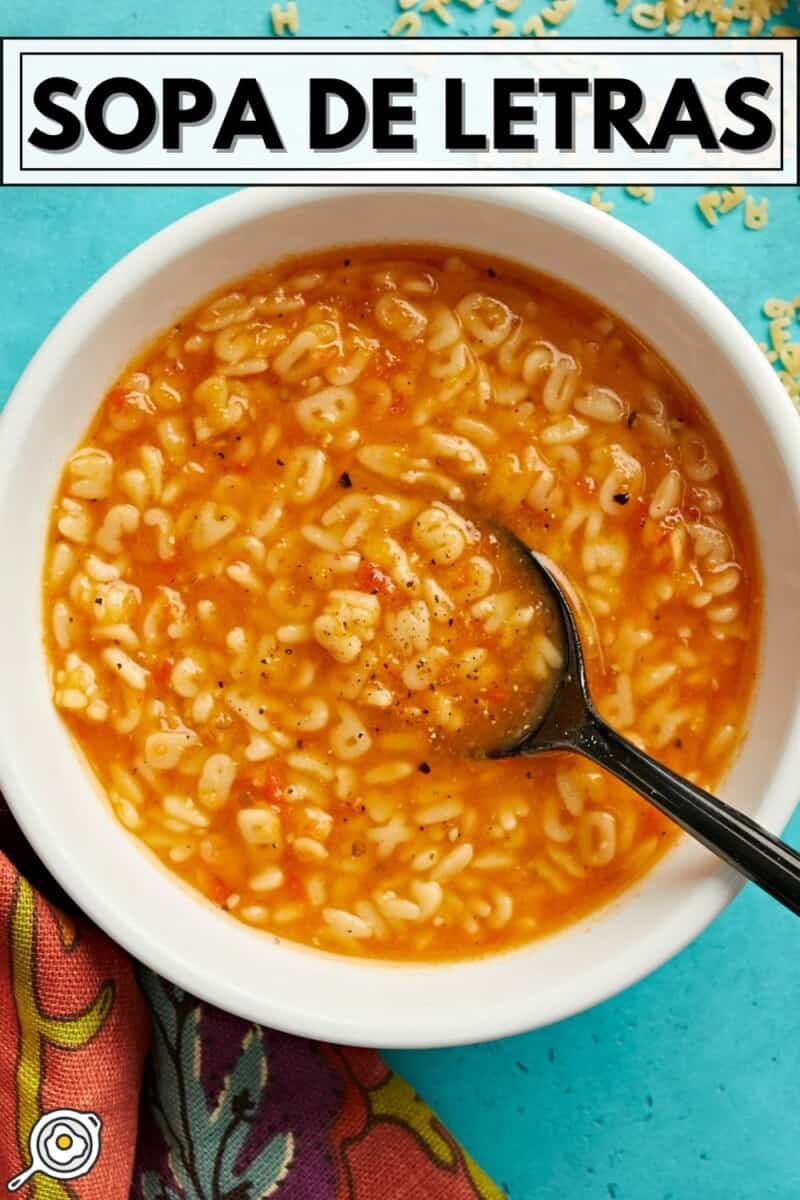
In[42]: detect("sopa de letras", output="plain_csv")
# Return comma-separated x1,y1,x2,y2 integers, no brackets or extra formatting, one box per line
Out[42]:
28,74,773,155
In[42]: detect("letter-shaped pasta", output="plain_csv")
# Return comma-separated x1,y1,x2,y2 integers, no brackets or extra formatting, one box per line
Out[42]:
94,504,141,555
375,293,428,341
386,601,431,657
523,343,580,413
190,501,239,551
649,469,683,520
198,754,237,809
681,429,719,483
143,508,176,561
295,386,357,435
330,703,373,760
313,590,380,663
196,292,255,332
145,728,198,771
67,447,114,500
427,305,461,352
57,498,93,545
421,430,488,477
193,375,248,438
284,446,328,504
575,387,627,424
273,328,321,382
412,503,475,565
238,807,282,847
578,811,617,867
456,293,514,351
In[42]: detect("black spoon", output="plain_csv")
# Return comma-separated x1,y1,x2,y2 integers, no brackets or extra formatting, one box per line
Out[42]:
486,531,800,916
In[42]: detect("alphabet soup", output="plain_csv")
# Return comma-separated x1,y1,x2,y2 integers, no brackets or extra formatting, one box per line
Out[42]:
43,247,760,959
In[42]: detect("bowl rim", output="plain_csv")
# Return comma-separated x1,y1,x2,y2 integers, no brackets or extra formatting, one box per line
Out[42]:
2,184,800,1048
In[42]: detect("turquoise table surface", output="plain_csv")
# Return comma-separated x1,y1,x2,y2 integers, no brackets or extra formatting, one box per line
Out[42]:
2,2,799,1197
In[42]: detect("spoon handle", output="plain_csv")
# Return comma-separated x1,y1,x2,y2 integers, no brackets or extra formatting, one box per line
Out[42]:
573,711,800,916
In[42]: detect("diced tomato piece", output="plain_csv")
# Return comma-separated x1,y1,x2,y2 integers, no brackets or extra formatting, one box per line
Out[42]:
356,561,394,596
208,875,228,905
259,772,284,805
107,386,130,410
281,869,304,900
486,683,506,705
152,658,174,687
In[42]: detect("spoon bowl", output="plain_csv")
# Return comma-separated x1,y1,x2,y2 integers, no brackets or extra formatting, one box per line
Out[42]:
484,535,592,757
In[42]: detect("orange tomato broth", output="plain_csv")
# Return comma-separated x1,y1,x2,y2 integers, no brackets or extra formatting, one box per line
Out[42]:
43,245,760,960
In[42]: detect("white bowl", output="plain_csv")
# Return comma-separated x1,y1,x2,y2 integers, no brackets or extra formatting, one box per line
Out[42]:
1,187,799,1049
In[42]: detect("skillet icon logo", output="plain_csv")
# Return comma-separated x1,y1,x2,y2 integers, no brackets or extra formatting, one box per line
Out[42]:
6,1109,102,1193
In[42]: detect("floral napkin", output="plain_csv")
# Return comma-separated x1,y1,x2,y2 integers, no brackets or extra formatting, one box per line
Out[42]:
0,798,502,1200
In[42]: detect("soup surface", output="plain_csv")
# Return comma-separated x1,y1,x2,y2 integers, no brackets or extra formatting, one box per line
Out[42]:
43,247,760,959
